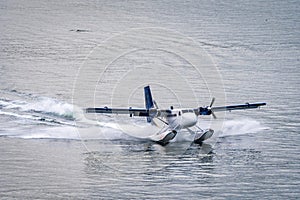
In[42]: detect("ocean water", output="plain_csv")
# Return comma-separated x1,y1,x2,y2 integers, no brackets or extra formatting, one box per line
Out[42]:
0,0,299,199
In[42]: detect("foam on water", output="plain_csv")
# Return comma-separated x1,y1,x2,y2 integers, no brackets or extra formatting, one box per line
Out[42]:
0,95,78,139
10,126,80,140
1,96,73,119
219,118,269,137
0,94,134,140
21,97,73,119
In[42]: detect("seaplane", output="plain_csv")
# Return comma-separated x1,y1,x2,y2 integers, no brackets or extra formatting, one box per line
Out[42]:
86,86,266,145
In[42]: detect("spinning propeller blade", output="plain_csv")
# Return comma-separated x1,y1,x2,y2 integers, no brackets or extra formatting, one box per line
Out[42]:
209,97,217,119
210,97,215,107
211,110,217,119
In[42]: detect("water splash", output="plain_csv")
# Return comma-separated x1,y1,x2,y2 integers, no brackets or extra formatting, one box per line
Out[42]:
21,97,73,119
0,95,130,140
1,97,74,119
219,118,269,137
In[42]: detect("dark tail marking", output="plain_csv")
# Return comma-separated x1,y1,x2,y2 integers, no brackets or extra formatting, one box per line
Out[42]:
144,86,154,123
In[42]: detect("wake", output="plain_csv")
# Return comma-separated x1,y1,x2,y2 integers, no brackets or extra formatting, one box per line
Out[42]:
0,92,268,141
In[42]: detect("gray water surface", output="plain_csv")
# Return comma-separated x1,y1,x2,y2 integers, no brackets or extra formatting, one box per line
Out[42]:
0,0,299,199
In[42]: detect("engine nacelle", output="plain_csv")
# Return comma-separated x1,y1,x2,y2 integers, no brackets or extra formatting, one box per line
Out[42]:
199,107,212,115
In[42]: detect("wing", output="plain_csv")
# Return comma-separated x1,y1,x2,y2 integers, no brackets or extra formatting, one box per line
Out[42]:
212,102,266,112
86,107,149,117
196,102,266,117
85,107,172,118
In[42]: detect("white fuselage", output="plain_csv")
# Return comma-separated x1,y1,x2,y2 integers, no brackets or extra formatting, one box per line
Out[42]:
166,109,198,130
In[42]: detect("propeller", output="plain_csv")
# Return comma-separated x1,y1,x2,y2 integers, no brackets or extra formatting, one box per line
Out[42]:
153,100,159,109
209,98,217,119
211,109,217,119
199,97,217,119
209,97,215,108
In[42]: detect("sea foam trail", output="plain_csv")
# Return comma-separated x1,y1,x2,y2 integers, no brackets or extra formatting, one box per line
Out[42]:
10,127,80,140
20,97,74,119
0,96,127,140
1,97,74,119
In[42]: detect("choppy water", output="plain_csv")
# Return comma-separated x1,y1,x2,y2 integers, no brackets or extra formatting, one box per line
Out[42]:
0,0,299,199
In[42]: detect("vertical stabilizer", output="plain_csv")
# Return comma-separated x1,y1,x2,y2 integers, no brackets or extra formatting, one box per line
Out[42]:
144,86,154,122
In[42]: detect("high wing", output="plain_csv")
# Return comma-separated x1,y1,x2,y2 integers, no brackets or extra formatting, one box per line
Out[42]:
86,107,150,117
212,102,266,112
86,102,266,117
196,102,266,117
85,107,171,118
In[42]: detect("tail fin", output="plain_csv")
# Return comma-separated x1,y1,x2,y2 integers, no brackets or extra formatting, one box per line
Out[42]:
144,86,154,123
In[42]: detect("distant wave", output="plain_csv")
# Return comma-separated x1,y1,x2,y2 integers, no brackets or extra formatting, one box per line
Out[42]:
199,40,258,52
